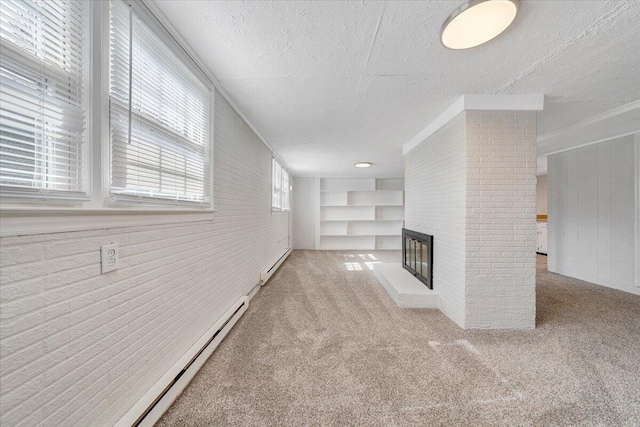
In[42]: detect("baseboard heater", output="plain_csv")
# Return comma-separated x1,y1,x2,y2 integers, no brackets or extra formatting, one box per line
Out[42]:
115,297,249,427
260,247,292,285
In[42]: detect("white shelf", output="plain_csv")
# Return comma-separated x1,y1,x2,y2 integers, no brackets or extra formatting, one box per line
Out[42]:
316,178,405,250
376,235,402,250
320,220,347,236
321,178,375,191
348,220,402,236
376,178,404,191
320,206,375,221
319,235,374,250
348,190,403,206
376,206,404,220
320,191,347,206
320,233,401,237
319,219,402,222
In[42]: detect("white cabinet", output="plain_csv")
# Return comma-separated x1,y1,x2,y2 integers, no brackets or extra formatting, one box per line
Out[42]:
317,178,404,250
536,222,547,254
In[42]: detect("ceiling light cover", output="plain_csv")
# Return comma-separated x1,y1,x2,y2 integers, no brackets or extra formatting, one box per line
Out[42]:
441,0,520,50
354,162,372,168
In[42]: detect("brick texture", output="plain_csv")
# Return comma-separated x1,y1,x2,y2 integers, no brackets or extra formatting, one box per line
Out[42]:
405,110,537,329
405,113,467,327
0,92,290,426
465,111,537,329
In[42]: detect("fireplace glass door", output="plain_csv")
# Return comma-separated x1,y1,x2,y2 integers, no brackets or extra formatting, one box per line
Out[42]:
419,242,429,281
402,229,433,289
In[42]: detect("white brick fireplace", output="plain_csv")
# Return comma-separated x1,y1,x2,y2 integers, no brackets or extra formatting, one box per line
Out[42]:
401,95,541,329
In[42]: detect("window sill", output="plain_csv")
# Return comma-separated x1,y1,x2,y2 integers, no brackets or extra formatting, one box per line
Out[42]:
271,209,290,213
0,207,217,237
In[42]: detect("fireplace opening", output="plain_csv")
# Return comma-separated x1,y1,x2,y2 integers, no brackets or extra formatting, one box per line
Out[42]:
402,228,434,289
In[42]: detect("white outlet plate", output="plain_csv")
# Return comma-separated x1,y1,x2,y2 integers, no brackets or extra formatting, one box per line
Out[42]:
101,243,120,273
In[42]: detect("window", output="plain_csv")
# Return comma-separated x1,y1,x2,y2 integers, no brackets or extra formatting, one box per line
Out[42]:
109,0,212,206
1,0,288,224
0,0,88,200
272,158,289,211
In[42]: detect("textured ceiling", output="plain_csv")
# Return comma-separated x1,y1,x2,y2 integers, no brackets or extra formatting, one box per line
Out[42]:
154,0,640,177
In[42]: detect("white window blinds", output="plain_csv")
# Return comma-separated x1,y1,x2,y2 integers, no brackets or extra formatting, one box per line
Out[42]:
109,0,212,206
272,158,289,211
0,0,88,200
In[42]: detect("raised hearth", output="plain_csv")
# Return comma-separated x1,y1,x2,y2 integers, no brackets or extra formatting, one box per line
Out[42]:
373,263,440,309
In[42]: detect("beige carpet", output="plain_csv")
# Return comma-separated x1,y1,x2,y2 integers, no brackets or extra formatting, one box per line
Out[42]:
157,251,640,426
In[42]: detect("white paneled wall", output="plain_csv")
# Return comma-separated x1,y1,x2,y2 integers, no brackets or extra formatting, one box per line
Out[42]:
548,135,637,294
292,177,316,249
405,113,467,327
0,92,290,426
536,174,547,215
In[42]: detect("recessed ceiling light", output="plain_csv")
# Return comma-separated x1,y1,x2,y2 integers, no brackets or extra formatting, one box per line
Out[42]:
441,0,520,50
354,162,372,168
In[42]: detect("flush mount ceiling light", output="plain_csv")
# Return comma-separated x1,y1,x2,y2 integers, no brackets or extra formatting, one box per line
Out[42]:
354,162,372,168
441,0,520,50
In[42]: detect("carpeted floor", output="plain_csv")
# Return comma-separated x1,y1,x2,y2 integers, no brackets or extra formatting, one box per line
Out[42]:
157,251,640,426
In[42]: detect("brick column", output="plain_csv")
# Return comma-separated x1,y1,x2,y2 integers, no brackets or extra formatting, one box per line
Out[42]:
465,111,537,329
405,103,538,329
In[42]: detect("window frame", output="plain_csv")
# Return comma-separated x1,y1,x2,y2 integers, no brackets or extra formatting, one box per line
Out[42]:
0,0,293,237
106,0,215,209
0,0,93,204
0,0,216,214
272,157,290,212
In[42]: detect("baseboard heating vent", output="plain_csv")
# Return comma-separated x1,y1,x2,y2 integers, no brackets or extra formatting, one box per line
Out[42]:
115,297,248,427
260,247,292,285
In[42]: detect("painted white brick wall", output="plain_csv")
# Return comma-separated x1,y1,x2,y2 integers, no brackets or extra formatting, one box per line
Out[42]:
0,91,290,426
405,113,467,328
292,177,316,249
465,111,537,329
548,136,637,295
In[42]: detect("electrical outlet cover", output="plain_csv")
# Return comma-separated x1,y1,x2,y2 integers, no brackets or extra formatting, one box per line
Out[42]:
101,243,120,273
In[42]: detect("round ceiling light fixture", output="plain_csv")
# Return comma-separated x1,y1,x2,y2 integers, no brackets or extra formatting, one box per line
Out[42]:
354,162,372,168
440,0,520,50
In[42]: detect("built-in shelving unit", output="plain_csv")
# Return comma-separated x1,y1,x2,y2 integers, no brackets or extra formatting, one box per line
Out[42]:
317,178,404,250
